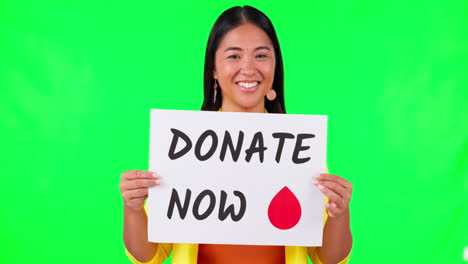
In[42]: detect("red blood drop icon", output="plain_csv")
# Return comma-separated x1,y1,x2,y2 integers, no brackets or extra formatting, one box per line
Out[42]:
268,186,302,230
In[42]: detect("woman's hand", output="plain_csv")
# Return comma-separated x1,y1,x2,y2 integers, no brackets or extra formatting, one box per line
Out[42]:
120,170,160,212
314,173,352,219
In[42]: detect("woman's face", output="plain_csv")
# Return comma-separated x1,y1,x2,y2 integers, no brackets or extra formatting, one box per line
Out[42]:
213,23,276,112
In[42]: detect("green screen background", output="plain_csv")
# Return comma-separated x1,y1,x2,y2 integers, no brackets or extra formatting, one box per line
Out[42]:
1,0,467,263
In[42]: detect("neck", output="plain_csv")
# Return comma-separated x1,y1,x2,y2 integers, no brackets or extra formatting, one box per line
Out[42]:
220,101,265,113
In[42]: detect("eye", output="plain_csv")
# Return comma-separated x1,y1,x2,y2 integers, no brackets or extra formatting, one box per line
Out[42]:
256,54,268,59
228,54,241,59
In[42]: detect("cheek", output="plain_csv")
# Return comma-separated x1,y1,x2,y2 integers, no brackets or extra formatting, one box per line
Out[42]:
262,64,276,82
219,64,238,80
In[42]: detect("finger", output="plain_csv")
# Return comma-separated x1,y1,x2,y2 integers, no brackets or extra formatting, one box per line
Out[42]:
120,178,159,192
122,178,160,191
122,188,149,201
122,170,159,180
317,184,344,207
315,173,352,190
315,173,349,186
325,202,341,217
317,180,350,201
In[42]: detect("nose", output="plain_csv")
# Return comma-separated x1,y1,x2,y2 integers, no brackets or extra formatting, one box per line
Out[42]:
240,56,256,76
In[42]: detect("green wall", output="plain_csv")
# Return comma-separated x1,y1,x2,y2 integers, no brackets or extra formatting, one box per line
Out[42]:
1,0,467,263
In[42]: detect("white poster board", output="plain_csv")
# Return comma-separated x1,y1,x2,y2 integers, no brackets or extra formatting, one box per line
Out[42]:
148,109,327,246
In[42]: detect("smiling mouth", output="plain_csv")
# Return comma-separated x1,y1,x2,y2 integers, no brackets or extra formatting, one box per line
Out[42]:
237,81,260,92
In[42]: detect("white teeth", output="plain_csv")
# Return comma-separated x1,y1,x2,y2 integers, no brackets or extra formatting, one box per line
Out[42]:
238,82,259,88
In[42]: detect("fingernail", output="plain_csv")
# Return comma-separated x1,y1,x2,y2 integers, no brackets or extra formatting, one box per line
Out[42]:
318,184,324,190
152,172,158,178
313,180,319,185
155,179,161,185
314,173,321,179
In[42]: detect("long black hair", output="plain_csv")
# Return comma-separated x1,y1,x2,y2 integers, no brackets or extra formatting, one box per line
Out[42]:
201,5,286,113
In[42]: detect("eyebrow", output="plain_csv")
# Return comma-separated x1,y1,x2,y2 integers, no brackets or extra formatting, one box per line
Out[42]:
224,46,272,52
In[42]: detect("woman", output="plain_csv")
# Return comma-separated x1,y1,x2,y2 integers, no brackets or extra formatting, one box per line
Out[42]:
120,6,352,264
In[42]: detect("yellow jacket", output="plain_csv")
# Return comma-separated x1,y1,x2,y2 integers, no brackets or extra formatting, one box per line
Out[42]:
125,208,350,264
126,243,350,264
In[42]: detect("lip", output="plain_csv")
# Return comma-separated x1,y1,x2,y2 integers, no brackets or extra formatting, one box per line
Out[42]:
236,81,260,93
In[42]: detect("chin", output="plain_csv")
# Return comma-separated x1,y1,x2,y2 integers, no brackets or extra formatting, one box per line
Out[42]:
237,100,265,110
